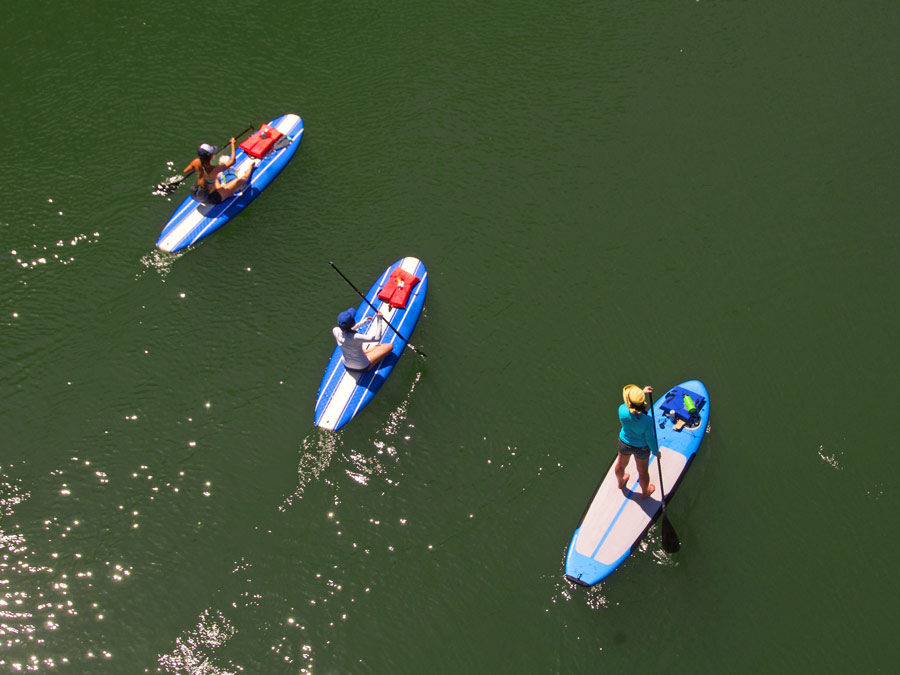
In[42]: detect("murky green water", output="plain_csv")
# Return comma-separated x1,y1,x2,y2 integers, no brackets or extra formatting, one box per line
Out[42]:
1,1,897,672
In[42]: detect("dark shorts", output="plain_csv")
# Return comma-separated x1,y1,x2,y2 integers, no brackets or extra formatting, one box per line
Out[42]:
190,184,223,205
618,438,651,461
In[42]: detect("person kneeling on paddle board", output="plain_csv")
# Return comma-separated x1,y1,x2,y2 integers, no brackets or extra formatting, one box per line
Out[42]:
614,384,658,499
334,308,393,372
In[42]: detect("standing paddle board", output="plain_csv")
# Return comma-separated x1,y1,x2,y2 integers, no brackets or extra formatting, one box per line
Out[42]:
156,113,304,253
314,257,428,431
565,380,710,586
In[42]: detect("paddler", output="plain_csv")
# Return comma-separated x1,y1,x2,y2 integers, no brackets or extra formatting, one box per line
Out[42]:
614,384,659,499
184,138,256,205
183,142,220,203
334,308,393,372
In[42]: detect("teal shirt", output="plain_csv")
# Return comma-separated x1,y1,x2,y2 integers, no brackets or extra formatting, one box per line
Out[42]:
618,403,658,454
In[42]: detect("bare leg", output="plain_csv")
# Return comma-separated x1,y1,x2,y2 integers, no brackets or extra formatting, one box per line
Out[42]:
215,160,259,199
614,453,631,489
364,343,393,370
634,457,656,499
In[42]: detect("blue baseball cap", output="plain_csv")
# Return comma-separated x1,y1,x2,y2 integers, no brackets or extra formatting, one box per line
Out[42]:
337,308,356,329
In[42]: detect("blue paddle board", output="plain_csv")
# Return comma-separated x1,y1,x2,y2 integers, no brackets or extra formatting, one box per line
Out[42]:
314,257,428,431
157,114,304,252
565,380,710,586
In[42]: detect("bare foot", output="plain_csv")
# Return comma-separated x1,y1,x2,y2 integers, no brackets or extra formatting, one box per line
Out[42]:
617,473,630,489
641,484,656,499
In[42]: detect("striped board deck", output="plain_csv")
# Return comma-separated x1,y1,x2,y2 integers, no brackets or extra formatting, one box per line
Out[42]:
156,113,304,253
314,257,428,431
565,380,710,586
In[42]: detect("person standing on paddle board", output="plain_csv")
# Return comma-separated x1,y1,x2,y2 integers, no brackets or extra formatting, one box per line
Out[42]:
614,384,658,499
334,308,393,372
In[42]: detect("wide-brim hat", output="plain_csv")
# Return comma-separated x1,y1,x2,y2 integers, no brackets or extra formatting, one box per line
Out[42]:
622,384,646,412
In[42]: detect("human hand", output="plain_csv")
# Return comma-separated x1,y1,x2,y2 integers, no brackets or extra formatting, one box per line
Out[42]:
643,386,653,395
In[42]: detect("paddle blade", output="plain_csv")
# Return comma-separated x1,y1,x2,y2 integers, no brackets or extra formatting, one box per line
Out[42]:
661,514,681,554
154,174,186,196
272,134,292,151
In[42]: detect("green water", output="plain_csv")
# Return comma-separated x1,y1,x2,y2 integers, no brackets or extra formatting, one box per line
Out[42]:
2,1,898,672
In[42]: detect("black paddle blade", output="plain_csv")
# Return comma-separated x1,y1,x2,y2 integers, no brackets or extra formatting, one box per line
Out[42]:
272,134,292,151
154,174,185,196
661,514,681,554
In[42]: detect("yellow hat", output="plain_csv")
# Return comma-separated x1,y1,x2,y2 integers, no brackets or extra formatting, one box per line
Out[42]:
622,384,646,412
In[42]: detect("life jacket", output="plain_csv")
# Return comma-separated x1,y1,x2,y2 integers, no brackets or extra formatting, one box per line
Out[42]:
218,167,237,184
661,386,706,422
239,123,283,158
377,267,420,308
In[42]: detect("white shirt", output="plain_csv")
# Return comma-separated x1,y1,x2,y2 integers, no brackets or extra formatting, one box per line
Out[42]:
333,316,386,370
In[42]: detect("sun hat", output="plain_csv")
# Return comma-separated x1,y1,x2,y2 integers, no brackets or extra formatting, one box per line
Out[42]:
337,308,356,329
197,143,219,158
622,384,646,412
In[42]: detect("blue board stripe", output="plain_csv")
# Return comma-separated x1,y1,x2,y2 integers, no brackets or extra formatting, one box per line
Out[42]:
564,380,710,585
314,258,427,430
157,114,304,252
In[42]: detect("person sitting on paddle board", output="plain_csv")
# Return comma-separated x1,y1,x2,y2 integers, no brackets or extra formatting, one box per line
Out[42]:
334,308,393,372
184,138,257,205
184,142,220,203
614,384,658,499
212,144,259,203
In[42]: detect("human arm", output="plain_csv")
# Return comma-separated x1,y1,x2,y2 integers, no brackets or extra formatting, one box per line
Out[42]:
218,138,236,168
644,387,659,455
351,313,387,341
183,158,200,175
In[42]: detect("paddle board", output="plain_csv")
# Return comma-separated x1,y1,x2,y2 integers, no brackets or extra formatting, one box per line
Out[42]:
157,113,304,253
314,257,428,431
565,379,710,586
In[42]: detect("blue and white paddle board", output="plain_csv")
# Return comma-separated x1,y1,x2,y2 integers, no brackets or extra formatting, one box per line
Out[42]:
156,114,304,253
565,380,710,586
314,257,428,431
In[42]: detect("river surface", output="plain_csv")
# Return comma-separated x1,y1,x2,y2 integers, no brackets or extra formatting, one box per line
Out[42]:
1,2,898,673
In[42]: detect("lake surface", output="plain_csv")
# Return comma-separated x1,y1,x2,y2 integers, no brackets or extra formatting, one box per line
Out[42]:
1,1,898,672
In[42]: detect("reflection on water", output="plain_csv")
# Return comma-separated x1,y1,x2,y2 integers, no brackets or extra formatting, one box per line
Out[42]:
281,370,423,510
343,371,423,487
151,161,182,199
638,531,678,570
7,231,100,272
138,249,181,280
817,445,843,470
156,609,238,675
280,430,341,512
550,552,611,613
0,468,80,670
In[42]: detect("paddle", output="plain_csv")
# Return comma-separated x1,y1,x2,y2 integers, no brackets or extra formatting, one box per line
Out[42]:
329,261,427,360
648,391,681,554
155,124,256,195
